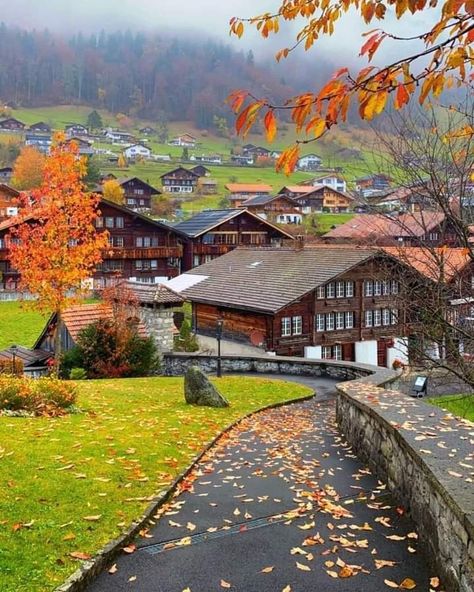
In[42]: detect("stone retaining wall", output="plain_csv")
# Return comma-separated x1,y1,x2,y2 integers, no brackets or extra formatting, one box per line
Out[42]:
337,383,474,592
163,352,398,385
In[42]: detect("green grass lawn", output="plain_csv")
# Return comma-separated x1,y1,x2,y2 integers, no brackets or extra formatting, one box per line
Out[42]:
0,375,312,592
428,394,474,422
313,213,354,235
0,301,48,350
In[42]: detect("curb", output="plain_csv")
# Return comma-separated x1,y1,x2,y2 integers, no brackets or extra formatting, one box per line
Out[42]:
54,385,316,592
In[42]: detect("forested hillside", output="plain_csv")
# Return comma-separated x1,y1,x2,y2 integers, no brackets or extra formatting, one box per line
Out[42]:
0,24,294,129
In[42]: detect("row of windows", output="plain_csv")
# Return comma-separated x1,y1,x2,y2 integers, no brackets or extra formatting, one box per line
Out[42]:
322,345,342,360
364,280,399,297
316,311,354,332
317,281,354,299
96,216,124,229
365,309,398,327
281,316,303,337
127,198,147,206
107,237,165,248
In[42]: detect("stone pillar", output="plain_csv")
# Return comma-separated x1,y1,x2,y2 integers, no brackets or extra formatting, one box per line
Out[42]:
140,306,175,352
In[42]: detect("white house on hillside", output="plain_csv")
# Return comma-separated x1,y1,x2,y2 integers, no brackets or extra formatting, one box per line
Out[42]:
297,153,322,171
123,144,152,160
169,133,197,147
309,173,347,193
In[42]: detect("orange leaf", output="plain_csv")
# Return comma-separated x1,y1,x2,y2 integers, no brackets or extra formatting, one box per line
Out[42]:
395,84,410,109
70,551,92,560
400,578,417,589
264,110,277,142
123,544,137,554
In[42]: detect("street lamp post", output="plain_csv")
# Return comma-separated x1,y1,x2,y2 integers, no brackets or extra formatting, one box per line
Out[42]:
10,344,18,376
216,319,223,378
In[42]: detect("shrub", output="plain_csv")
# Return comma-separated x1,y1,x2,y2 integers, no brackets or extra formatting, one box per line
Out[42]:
175,319,199,352
70,367,87,380
75,319,160,378
0,375,76,416
59,347,84,379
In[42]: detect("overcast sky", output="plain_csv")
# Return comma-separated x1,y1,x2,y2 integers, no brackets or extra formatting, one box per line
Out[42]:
0,0,436,68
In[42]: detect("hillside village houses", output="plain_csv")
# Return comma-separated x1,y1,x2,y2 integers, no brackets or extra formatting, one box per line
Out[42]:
297,153,322,171
96,177,161,213
0,117,25,131
123,143,152,160
308,173,348,193
225,183,273,208
169,133,196,147
160,166,200,193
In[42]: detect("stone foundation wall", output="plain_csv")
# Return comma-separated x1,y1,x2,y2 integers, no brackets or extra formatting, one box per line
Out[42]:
141,308,174,353
163,353,399,385
337,384,474,592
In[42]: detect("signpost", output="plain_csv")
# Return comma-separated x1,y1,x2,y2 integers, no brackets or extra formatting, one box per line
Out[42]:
412,376,428,398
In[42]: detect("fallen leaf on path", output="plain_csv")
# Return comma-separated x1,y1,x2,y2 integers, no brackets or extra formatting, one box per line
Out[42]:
400,578,417,589
123,544,136,554
261,566,274,573
220,579,231,588
296,561,311,571
108,564,118,574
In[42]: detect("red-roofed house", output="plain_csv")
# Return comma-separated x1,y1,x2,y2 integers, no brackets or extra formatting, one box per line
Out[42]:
225,183,273,208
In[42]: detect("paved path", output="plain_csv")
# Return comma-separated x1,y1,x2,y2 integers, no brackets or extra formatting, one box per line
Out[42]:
86,382,436,592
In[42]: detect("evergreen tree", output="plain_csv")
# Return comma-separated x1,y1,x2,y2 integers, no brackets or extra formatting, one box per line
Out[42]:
87,110,103,131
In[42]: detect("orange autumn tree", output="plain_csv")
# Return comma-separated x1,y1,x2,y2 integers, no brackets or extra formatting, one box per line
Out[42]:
12,145,46,190
8,134,109,360
228,0,474,172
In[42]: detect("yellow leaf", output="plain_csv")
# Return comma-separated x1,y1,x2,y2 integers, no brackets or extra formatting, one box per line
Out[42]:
296,561,311,571
282,586,292,592
261,566,274,573
83,515,101,522
400,578,417,589
384,580,399,588
327,570,339,578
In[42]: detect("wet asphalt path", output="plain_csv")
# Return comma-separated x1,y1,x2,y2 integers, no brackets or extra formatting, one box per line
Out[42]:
85,377,437,592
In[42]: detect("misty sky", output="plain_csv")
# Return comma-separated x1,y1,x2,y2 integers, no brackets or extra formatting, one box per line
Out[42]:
0,0,436,68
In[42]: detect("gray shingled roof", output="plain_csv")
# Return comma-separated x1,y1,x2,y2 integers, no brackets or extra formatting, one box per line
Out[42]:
0,345,51,367
181,246,378,313
172,210,244,237
123,281,184,305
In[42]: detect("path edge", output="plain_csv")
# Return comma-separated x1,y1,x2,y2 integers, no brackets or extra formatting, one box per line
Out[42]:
54,385,316,592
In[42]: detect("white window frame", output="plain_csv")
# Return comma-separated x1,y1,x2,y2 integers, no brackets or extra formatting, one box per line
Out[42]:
364,280,373,297
95,217,104,228
326,313,335,331
374,280,382,296
292,316,303,335
365,310,373,327
336,312,345,330
116,217,124,229
322,346,332,359
333,344,342,361
345,311,354,329
382,308,390,326
281,317,291,337
391,309,398,325
326,283,335,299
382,280,390,296
345,281,354,298
336,281,345,298
391,280,399,295
374,309,382,326
316,286,325,299
316,314,325,332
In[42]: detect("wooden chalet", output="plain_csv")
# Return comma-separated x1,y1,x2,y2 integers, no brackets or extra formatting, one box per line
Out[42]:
0,167,12,182
0,184,20,221
322,212,461,246
197,178,218,195
97,177,161,213
139,126,156,135
225,183,273,208
65,123,88,137
242,144,271,158
297,153,322,171
190,165,211,177
173,209,295,271
280,185,353,213
29,121,51,132
66,137,94,156
356,174,392,197
169,133,196,147
179,246,410,364
160,167,199,194
0,117,25,131
240,194,302,224
0,199,186,291
306,173,347,193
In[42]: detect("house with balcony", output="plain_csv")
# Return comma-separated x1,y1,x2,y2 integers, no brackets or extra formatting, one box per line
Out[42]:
173,208,295,271
96,177,161,213
306,173,347,194
25,133,52,154
123,144,152,160
297,153,322,171
0,117,25,131
240,194,303,224
160,167,200,194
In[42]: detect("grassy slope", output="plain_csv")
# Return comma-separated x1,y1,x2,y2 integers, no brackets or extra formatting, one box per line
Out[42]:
0,375,311,591
0,302,48,350
428,394,474,422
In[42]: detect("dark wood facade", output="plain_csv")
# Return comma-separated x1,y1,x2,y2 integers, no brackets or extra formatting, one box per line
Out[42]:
242,195,303,224
112,178,161,213
161,167,199,194
0,199,184,291
192,257,407,359
0,118,25,130
180,211,294,271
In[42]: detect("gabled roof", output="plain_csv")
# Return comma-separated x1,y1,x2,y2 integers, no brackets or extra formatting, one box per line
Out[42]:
122,281,184,305
0,184,20,197
225,183,273,193
125,143,150,150
323,212,445,240
382,246,472,283
242,193,296,207
114,177,160,194
160,167,200,179
172,208,295,239
35,303,148,348
0,345,51,367
180,246,380,313
278,185,316,195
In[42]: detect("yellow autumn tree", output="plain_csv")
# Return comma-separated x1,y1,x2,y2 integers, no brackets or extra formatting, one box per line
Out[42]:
229,0,474,172
102,179,125,204
12,146,46,190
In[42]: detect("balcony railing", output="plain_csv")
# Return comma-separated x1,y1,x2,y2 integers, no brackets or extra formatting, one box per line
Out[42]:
102,246,183,259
